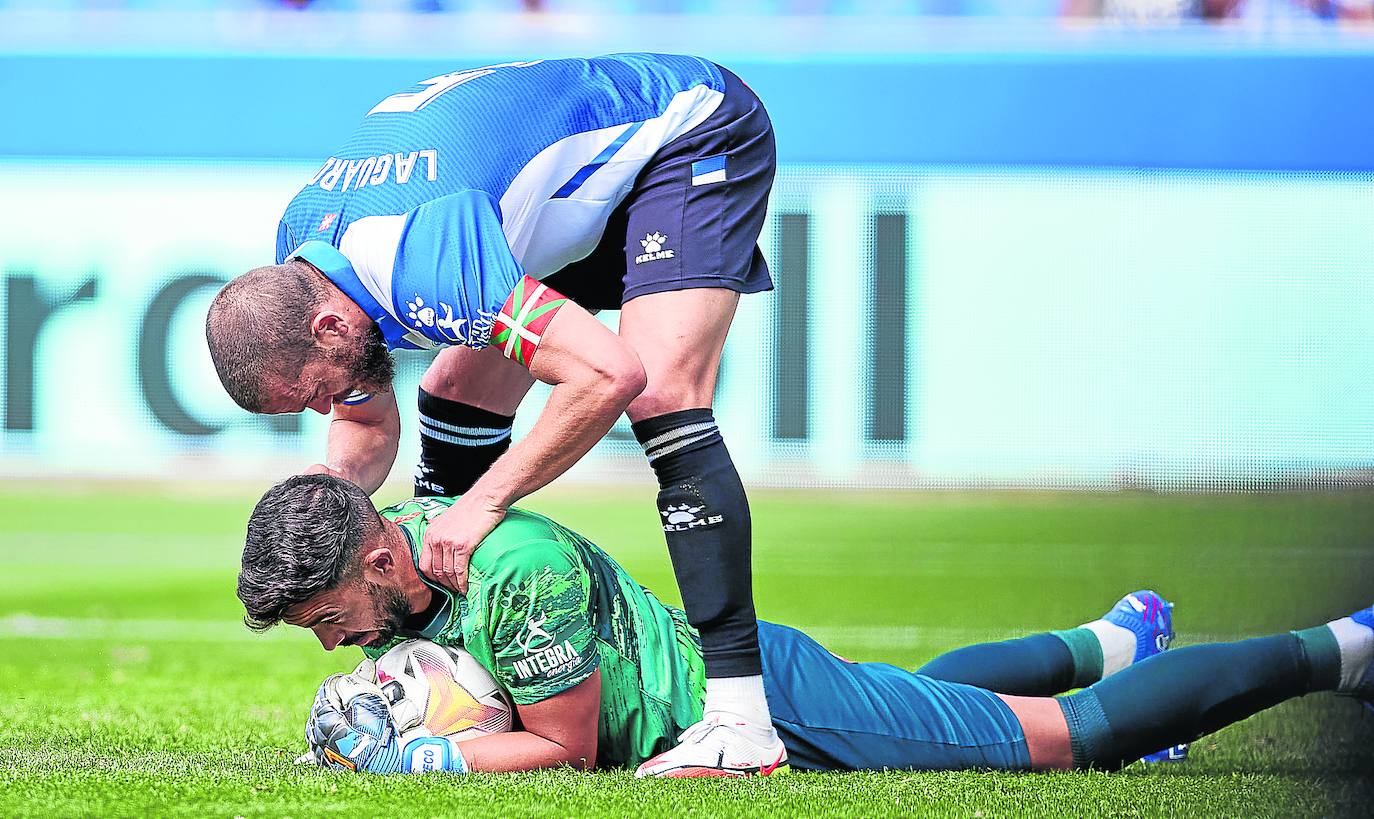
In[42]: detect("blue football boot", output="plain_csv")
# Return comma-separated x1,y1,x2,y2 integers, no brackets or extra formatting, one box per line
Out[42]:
1348,604,1374,714
1103,590,1175,663
1099,590,1183,764
1140,744,1189,764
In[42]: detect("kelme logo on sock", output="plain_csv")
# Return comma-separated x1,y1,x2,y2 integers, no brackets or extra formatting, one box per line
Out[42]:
659,503,724,532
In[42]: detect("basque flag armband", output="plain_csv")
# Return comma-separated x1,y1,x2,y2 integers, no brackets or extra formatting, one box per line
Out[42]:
490,276,569,368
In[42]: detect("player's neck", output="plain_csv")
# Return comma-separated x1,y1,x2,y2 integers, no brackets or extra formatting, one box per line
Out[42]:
382,520,433,615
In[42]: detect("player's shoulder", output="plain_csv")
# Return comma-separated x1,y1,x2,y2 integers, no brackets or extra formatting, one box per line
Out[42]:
470,508,581,575
380,496,455,524
492,505,567,537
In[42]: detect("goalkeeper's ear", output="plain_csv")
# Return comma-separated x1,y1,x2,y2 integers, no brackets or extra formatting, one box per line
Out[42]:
360,545,399,580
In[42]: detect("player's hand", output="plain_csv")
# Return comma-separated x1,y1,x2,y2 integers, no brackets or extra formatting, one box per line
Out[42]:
419,495,507,594
304,672,467,774
304,463,348,480
305,671,402,773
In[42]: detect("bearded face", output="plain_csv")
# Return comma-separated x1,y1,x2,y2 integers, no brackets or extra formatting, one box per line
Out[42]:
363,579,413,646
326,319,394,397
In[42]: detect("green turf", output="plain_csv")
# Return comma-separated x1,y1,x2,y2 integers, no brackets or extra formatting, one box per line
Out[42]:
1,485,1371,817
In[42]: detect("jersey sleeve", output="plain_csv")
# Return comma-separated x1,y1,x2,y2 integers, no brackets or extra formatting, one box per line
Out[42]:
275,220,299,265
467,538,599,705
391,189,526,350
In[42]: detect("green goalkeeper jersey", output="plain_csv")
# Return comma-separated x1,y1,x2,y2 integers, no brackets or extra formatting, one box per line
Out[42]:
365,497,706,768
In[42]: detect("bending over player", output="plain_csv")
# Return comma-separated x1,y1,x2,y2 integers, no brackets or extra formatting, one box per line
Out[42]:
206,53,781,776
238,475,1374,775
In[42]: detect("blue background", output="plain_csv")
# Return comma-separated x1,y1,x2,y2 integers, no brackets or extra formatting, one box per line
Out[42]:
4,48,1372,169
2,22,1372,487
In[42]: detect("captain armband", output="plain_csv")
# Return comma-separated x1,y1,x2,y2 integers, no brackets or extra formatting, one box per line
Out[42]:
490,276,570,369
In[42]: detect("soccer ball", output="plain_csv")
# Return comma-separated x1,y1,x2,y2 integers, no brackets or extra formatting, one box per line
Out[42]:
373,639,512,740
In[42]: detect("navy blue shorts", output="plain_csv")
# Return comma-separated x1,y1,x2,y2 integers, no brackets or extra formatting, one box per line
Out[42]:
542,64,776,309
759,622,1033,772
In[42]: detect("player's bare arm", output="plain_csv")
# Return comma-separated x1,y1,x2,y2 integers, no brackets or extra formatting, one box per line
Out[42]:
455,670,601,772
420,295,647,592
305,390,401,494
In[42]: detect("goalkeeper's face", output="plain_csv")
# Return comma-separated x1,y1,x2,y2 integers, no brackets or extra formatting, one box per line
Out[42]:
285,579,411,651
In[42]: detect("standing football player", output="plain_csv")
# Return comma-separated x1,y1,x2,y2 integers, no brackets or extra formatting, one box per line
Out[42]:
205,54,781,777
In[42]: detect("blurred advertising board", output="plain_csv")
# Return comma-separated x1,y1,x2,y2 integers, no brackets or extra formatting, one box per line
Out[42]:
3,159,1371,488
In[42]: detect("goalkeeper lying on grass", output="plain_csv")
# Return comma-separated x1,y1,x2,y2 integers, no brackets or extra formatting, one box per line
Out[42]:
237,474,1374,777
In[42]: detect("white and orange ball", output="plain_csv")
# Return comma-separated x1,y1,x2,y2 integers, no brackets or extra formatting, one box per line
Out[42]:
374,639,512,740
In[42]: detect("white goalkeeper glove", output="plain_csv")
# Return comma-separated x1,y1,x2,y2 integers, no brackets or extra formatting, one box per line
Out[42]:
303,661,467,774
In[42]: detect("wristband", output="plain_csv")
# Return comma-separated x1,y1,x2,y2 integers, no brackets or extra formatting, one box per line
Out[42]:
401,736,468,773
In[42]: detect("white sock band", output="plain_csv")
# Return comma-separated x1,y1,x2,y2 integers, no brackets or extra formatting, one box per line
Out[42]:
1327,616,1374,691
1081,619,1138,676
704,674,772,727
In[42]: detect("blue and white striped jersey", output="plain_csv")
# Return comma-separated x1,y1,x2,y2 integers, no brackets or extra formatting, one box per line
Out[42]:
276,54,725,353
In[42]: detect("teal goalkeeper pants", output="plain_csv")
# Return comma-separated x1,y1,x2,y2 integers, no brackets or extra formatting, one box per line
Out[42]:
758,622,1032,771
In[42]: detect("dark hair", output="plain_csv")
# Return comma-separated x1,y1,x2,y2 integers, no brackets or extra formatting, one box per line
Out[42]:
205,260,329,412
237,473,382,632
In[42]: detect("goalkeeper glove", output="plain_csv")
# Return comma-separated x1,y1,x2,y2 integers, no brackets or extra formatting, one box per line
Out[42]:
304,666,468,774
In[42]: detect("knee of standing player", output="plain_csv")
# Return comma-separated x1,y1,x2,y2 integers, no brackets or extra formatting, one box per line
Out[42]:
630,373,717,418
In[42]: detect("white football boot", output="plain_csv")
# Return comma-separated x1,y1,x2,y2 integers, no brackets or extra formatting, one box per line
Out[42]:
635,716,789,779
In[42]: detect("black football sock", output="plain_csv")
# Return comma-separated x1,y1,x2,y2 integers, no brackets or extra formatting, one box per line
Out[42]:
632,408,762,679
1059,631,1337,770
414,387,514,497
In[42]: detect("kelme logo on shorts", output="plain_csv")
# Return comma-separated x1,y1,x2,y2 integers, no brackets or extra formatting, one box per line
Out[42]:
635,232,675,265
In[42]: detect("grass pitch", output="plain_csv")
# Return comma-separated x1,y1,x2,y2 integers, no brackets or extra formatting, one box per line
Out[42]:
1,484,1371,817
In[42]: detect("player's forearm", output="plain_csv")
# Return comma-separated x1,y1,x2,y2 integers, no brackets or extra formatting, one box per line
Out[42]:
465,370,642,508
323,401,401,494
324,421,398,493
455,729,596,772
